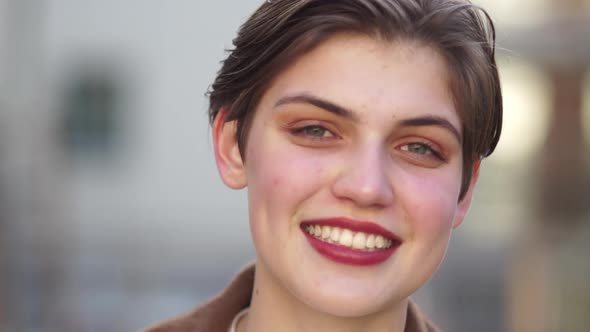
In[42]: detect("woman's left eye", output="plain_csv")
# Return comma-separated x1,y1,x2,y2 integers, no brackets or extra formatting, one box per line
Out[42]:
400,142,445,161
402,143,430,155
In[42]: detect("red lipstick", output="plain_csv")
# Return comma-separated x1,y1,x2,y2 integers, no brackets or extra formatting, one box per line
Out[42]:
301,217,401,266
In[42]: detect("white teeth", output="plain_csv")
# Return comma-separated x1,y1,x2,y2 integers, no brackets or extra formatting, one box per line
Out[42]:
375,235,385,249
352,232,367,249
366,234,375,249
330,227,340,242
321,226,331,239
314,225,322,237
304,224,396,251
339,229,353,247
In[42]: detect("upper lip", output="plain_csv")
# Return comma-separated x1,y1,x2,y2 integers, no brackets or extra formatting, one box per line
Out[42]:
301,217,401,242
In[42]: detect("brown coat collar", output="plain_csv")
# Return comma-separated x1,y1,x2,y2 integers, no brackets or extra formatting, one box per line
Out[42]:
144,264,441,332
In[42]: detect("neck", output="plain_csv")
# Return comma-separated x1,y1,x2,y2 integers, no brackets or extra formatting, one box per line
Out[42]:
239,261,408,332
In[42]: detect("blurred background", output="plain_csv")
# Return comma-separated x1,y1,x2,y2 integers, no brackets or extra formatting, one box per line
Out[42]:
0,0,588,331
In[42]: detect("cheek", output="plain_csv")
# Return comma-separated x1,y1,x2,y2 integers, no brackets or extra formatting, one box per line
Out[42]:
402,170,461,236
399,172,460,278
245,142,328,224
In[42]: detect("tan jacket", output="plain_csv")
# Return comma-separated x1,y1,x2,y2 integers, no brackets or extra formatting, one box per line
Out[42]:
144,264,441,332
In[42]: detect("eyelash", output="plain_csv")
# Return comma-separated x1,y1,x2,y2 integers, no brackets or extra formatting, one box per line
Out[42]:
399,142,446,162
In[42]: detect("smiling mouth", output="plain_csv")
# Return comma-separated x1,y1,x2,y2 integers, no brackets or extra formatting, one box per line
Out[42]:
302,224,398,251
301,218,401,266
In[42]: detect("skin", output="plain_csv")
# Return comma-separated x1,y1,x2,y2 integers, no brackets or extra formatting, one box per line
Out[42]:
213,33,480,332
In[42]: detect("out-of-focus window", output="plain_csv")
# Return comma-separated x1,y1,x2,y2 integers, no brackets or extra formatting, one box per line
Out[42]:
475,0,554,26
492,59,552,164
60,67,122,158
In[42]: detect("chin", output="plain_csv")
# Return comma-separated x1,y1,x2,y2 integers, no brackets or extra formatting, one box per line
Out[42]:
293,279,404,318
310,295,396,318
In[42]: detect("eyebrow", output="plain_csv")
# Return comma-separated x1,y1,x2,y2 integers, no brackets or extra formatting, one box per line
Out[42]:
273,94,359,121
274,93,461,143
399,116,462,143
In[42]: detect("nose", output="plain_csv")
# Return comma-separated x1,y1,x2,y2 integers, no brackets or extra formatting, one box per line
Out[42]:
331,144,395,208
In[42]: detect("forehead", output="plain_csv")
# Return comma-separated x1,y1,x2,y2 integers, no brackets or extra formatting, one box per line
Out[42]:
261,33,459,129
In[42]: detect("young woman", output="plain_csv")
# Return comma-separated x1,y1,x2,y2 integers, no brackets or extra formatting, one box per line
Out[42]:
146,0,502,331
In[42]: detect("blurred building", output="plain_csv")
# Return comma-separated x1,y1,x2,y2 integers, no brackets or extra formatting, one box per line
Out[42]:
0,0,589,331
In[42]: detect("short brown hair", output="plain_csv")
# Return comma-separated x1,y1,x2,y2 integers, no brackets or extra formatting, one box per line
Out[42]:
208,0,502,200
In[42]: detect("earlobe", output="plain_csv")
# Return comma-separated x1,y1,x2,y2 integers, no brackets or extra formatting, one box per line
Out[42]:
452,160,481,229
212,108,247,189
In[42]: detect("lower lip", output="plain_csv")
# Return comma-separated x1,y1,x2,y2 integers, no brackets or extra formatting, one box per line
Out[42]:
301,227,399,266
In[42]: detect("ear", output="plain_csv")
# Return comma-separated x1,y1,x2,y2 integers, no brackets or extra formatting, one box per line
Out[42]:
452,160,481,229
212,108,247,189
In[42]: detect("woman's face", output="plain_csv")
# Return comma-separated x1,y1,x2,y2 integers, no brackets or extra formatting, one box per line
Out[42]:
214,34,477,317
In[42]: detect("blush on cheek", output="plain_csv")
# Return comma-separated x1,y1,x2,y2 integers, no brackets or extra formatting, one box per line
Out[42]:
407,181,459,231
271,176,282,187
